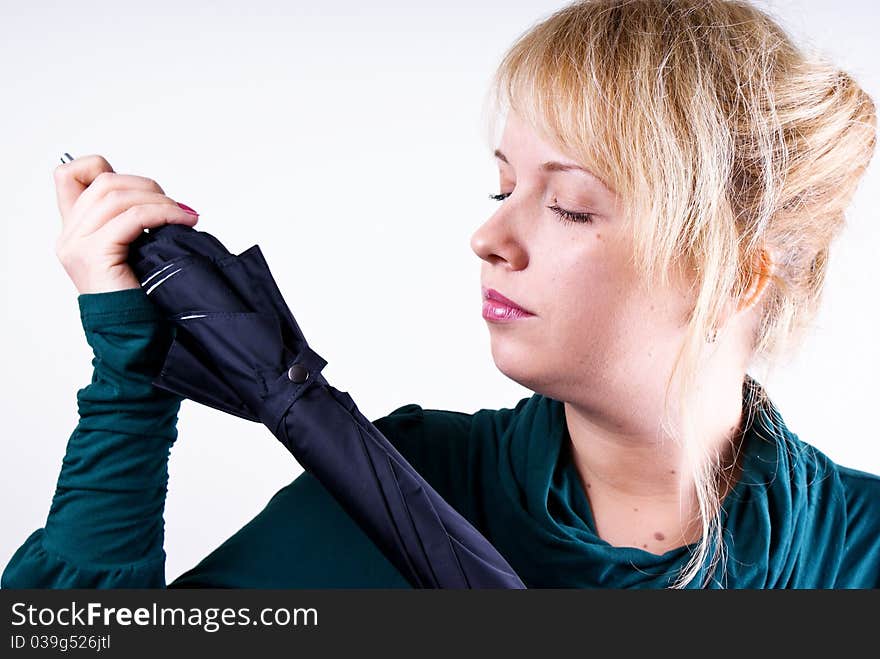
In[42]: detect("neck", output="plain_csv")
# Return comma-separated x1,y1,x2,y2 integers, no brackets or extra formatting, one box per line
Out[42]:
564,370,748,552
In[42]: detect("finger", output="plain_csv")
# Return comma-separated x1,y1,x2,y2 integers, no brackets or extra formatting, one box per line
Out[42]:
53,154,115,223
74,189,188,236
68,171,168,230
97,202,199,249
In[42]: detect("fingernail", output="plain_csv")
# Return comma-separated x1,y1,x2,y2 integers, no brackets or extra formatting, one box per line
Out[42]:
177,202,199,215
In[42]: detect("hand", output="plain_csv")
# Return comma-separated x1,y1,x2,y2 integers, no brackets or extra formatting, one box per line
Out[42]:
53,154,201,294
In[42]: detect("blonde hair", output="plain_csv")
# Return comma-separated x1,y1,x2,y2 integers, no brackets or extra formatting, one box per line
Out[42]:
482,0,876,587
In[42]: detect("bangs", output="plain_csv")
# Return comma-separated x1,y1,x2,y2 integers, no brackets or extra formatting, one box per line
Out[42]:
479,0,751,298
481,8,626,206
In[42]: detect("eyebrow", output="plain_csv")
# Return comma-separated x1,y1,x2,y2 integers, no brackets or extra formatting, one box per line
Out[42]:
494,148,612,192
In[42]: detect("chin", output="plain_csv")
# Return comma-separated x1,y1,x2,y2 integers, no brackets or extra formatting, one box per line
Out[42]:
489,335,551,394
489,334,594,403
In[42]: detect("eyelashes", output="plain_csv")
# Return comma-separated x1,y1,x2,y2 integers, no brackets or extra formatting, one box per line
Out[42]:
488,192,595,225
548,205,596,225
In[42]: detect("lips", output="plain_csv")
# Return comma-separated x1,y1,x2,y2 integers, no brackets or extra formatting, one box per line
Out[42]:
481,287,534,315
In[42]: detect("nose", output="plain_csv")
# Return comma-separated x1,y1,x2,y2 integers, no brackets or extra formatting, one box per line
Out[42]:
469,204,529,271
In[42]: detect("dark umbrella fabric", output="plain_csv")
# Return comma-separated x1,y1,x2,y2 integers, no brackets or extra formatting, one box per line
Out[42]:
126,223,526,589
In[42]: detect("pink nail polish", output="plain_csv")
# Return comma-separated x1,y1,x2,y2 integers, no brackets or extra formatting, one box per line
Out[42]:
177,202,199,215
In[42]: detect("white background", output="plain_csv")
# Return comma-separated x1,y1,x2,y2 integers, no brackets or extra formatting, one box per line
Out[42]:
1,0,877,584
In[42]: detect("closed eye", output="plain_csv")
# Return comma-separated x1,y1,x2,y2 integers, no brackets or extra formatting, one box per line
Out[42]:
488,192,595,225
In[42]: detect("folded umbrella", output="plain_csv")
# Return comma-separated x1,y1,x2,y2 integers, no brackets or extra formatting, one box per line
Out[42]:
126,223,526,589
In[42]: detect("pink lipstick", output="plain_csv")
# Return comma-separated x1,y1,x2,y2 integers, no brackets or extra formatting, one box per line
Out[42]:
481,287,535,322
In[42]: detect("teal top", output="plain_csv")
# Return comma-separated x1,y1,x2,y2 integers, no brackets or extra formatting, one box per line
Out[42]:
2,288,878,589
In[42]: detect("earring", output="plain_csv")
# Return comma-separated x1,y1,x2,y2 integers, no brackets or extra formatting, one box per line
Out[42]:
706,327,718,343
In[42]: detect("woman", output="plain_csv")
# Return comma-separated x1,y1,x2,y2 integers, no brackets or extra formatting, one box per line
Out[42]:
3,0,878,589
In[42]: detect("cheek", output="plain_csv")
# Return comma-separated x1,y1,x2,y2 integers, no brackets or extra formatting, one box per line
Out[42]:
552,285,629,365
545,243,673,361
546,238,628,324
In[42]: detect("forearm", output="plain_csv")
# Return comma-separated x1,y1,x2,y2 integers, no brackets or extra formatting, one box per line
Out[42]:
2,288,181,588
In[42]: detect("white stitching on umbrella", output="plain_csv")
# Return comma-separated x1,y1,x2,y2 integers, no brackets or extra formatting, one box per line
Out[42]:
145,267,183,295
140,262,178,286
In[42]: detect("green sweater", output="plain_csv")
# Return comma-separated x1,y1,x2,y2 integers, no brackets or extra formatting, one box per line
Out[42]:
2,288,878,588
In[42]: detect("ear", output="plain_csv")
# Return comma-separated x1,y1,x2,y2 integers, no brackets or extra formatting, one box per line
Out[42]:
736,247,776,313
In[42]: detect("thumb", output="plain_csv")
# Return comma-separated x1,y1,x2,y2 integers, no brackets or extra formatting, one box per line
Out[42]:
53,153,115,222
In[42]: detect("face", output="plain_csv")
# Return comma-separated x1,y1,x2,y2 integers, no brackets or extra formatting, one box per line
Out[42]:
470,111,701,426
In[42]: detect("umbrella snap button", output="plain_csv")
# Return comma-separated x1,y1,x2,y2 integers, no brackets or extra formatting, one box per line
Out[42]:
287,364,310,384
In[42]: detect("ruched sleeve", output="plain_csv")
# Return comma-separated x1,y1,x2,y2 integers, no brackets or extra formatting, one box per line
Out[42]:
1,287,182,588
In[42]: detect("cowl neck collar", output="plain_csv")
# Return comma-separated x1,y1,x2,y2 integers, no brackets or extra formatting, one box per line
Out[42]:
488,375,848,588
